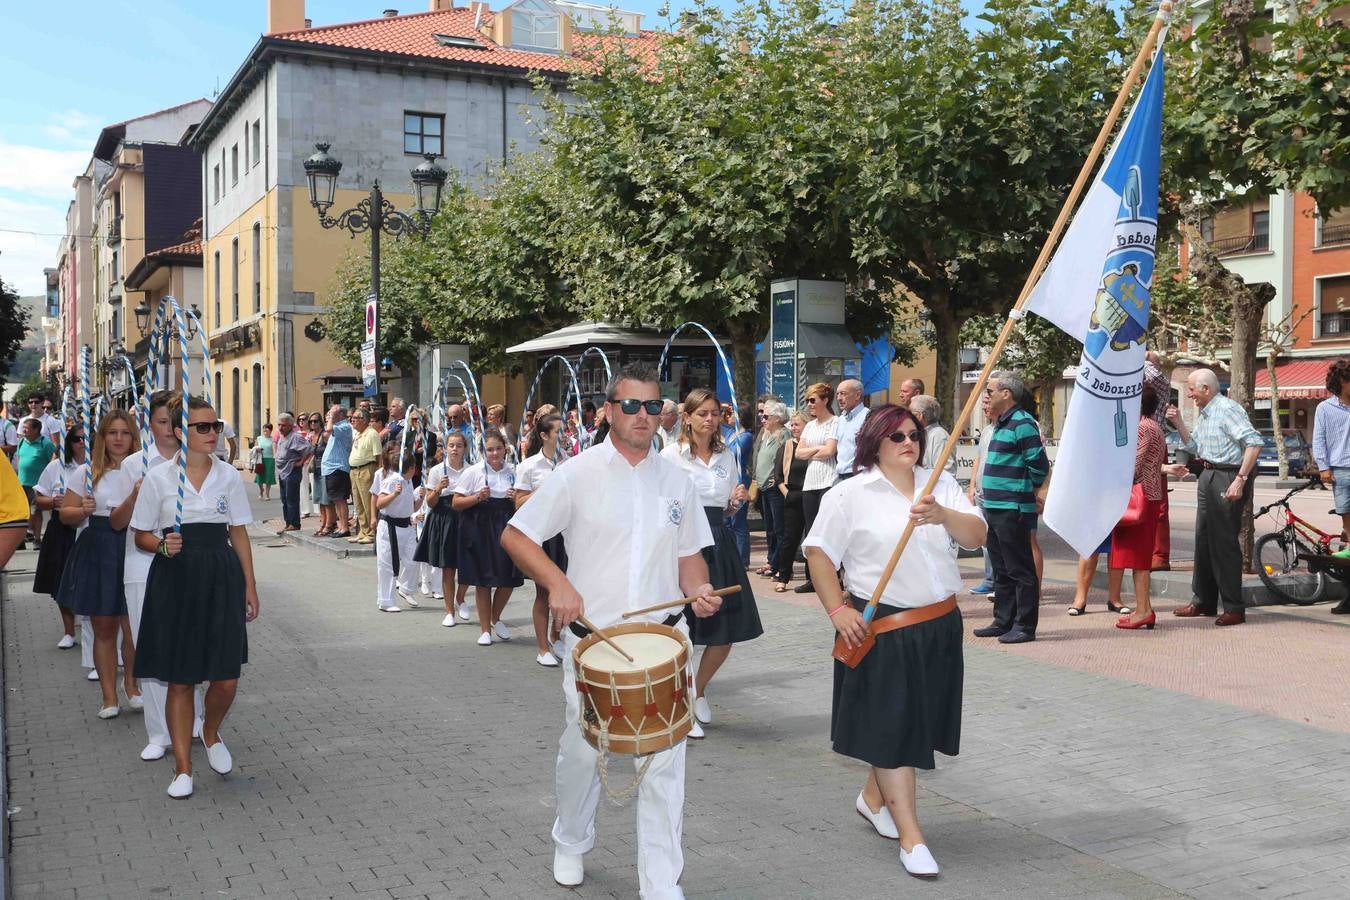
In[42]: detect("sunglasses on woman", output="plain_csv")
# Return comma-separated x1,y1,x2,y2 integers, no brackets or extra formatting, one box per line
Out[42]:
186,421,226,435
887,429,922,444
611,398,663,415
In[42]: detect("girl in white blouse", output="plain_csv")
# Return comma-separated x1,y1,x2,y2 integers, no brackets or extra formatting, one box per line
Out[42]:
373,443,420,613
660,388,761,737
514,413,566,666
58,410,141,719
414,431,469,626
803,404,985,878
453,429,522,647
32,427,86,648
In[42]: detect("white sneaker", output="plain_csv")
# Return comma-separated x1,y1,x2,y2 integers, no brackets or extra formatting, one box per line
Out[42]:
493,621,511,641
856,793,900,839
202,735,233,774
86,669,99,682
378,604,402,613
694,696,712,725
553,849,584,887
167,773,194,799
97,706,120,719
688,719,705,740
441,613,457,627
57,634,76,649
900,843,939,878
457,603,471,621
476,632,493,647
536,652,560,667
431,591,444,600
141,743,167,762
127,694,145,711
420,581,433,595
397,587,419,608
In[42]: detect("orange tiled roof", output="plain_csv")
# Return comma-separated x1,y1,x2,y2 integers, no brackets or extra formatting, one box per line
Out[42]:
269,7,660,76
145,238,203,259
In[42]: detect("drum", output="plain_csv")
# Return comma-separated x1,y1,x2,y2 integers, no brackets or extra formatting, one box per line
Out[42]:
573,622,693,755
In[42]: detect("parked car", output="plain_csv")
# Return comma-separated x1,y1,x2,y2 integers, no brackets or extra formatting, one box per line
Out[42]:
1256,429,1312,478
1164,428,1185,465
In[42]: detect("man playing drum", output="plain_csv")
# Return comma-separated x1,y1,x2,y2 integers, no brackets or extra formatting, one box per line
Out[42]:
503,362,721,899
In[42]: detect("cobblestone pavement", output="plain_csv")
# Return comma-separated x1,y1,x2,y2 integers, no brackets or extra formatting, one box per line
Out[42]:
3,513,1349,898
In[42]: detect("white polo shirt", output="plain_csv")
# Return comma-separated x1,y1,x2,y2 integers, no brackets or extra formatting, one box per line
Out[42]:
456,462,515,499
660,442,737,509
508,440,713,629
130,455,252,534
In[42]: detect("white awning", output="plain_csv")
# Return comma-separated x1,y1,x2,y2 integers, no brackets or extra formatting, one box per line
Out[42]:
506,321,724,355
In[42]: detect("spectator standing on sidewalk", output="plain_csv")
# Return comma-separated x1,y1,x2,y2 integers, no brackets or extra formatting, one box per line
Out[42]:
321,406,355,538
752,400,788,577
1313,357,1350,555
910,395,956,476
272,414,313,534
347,408,381,544
966,422,996,596
1168,369,1262,626
1143,351,1173,569
972,372,1049,645
725,403,755,567
793,382,840,593
834,379,870,481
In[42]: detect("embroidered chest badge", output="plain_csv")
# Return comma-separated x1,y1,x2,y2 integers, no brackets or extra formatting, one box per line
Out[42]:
713,464,728,479
215,495,229,515
667,498,684,525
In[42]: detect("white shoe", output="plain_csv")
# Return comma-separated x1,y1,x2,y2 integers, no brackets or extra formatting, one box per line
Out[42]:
397,587,419,608
127,694,145,711
86,669,99,682
192,718,203,739
693,696,712,725
553,849,584,887
536,652,560,667
856,793,900,839
202,735,233,774
457,603,471,621
476,632,493,646
141,743,167,761
166,773,194,799
97,706,120,719
441,613,457,627
420,582,433,595
688,719,705,740
431,591,444,600
493,621,511,641
379,604,402,613
57,634,76,649
900,843,939,878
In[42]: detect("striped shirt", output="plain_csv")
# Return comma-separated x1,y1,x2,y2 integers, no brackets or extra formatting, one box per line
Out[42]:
1312,396,1350,470
1182,394,1261,465
979,406,1049,512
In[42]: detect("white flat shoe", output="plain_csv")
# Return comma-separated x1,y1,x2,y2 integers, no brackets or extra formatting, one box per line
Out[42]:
441,613,457,627
141,743,167,761
431,592,444,600
900,843,939,878
477,632,493,646
398,588,420,608
493,621,511,641
57,634,76,649
688,719,705,740
693,696,712,725
378,604,402,613
202,735,233,774
553,849,584,887
86,669,99,682
167,773,194,799
127,694,145,711
457,603,471,621
856,793,899,839
97,706,120,719
536,652,560,667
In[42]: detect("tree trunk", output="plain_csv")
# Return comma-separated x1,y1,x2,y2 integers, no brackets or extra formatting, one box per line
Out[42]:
1269,351,1287,479
726,316,761,417
1037,378,1057,438
929,300,964,433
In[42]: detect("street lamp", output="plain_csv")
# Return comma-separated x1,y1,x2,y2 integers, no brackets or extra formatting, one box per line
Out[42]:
133,300,200,340
303,142,448,399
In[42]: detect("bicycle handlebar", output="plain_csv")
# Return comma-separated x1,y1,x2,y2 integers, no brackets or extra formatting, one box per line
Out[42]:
1256,476,1322,517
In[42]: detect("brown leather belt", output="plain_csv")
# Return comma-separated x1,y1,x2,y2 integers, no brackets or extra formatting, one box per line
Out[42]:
1196,459,1239,472
865,594,958,636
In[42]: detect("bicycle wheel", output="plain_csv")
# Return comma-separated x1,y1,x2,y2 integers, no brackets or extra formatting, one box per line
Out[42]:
1255,532,1327,605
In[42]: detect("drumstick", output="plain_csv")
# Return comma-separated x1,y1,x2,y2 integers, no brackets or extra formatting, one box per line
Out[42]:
620,585,741,619
576,615,636,663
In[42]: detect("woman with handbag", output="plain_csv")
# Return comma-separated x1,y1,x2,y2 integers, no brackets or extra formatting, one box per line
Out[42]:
1109,387,1187,630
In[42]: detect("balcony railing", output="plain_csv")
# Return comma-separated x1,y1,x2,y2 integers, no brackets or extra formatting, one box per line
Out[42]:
1211,232,1270,256
105,216,121,246
1319,311,1350,337
1319,223,1350,248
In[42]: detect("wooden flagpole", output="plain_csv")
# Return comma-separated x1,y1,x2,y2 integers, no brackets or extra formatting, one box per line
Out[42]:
835,1,1174,663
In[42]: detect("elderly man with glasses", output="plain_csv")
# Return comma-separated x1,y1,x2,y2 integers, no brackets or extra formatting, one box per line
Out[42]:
273,414,314,534
347,408,382,544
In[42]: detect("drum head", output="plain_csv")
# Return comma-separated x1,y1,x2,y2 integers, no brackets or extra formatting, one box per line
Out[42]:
578,631,683,673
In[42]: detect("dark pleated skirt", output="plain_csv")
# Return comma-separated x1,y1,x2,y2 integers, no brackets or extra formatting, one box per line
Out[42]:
57,516,127,617
831,596,963,770
458,497,523,588
33,514,77,598
686,507,762,646
134,523,248,685
414,501,459,568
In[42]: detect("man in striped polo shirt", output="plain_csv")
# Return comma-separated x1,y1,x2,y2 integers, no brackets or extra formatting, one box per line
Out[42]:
973,372,1050,644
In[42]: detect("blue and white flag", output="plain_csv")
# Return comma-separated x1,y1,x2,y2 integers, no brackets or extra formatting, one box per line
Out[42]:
1022,49,1165,558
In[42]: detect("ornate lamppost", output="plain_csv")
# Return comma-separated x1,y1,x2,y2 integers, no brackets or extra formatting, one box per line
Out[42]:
302,143,447,399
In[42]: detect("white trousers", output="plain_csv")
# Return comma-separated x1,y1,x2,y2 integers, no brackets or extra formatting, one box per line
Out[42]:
375,521,417,608
554,631,686,900
126,580,205,748
79,615,123,669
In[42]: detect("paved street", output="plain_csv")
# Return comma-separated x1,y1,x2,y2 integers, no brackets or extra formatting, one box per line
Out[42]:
2,489,1350,899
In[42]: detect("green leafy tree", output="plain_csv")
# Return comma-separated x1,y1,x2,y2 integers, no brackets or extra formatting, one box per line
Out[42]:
0,277,31,381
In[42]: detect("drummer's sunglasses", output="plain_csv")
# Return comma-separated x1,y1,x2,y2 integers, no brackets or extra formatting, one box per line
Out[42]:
613,399,664,415
887,430,922,444
187,422,227,435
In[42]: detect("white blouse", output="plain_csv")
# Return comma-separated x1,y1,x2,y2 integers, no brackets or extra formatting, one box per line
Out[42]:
130,456,252,532
34,460,81,498
800,416,841,492
660,442,737,509
65,463,135,517
424,462,466,498
456,462,515,499
515,451,564,493
371,470,416,519
802,466,984,609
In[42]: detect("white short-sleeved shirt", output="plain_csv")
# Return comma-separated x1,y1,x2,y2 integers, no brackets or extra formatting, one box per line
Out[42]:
130,455,252,534
802,466,984,609
214,420,237,460
66,463,135,517
424,462,466,498
515,451,564,494
372,470,415,519
34,460,80,498
800,416,841,491
456,462,515,499
37,412,63,444
660,442,737,509
124,442,176,584
508,440,714,629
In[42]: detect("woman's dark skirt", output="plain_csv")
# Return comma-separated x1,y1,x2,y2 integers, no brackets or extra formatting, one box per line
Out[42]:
414,501,460,569
687,507,762,646
134,523,248,685
57,516,127,617
457,497,523,588
33,514,77,598
831,596,963,770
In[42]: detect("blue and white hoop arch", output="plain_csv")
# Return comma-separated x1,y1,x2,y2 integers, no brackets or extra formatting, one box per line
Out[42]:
657,321,744,442
518,354,584,454
437,371,488,466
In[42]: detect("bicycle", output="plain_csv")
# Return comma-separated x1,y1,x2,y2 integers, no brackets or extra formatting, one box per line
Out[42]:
1253,477,1340,605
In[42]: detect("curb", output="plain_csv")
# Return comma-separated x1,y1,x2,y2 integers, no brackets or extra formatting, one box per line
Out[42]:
1089,567,1348,607
246,524,376,559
